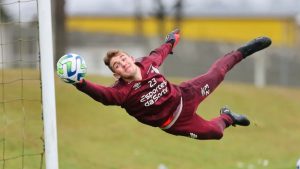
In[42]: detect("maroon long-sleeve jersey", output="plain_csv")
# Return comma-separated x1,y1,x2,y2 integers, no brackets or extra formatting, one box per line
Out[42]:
76,43,182,127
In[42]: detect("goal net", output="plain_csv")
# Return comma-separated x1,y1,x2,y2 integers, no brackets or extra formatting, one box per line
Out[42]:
0,0,58,169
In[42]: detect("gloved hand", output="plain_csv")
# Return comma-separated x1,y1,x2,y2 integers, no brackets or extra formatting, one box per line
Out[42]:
56,53,87,84
165,28,180,53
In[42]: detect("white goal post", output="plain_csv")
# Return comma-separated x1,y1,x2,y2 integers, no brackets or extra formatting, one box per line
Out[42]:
37,0,59,169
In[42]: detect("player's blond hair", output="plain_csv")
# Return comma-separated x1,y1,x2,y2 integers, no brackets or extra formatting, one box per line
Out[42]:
104,49,122,72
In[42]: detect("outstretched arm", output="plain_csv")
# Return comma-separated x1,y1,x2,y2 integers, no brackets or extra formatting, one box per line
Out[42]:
164,28,180,54
148,29,181,66
56,55,125,106
75,79,125,106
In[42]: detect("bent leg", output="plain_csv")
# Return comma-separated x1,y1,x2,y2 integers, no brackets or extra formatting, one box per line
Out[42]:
164,113,233,140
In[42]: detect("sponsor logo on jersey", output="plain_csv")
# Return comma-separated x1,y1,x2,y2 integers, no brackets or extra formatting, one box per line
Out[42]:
147,64,160,75
133,82,142,90
140,79,168,107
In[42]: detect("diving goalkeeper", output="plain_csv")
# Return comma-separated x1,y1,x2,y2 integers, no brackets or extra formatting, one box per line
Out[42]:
62,29,271,140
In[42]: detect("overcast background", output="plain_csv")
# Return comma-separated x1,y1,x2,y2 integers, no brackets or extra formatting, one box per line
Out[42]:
2,0,300,86
4,0,300,23
66,0,300,17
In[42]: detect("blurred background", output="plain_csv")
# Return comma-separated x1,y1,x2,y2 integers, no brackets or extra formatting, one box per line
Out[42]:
2,0,300,87
64,0,300,87
1,1,300,169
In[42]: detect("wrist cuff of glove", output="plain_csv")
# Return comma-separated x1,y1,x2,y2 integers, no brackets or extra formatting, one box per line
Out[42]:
166,39,175,47
74,79,86,87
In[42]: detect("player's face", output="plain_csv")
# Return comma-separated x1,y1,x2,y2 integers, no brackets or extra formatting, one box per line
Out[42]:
110,52,138,79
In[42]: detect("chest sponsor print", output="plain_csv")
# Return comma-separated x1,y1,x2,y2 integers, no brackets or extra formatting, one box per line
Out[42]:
139,78,168,107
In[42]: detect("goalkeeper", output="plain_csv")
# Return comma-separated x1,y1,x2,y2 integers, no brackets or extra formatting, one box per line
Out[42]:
66,29,271,140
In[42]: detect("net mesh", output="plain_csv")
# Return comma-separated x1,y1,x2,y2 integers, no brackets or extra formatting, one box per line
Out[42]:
0,0,44,168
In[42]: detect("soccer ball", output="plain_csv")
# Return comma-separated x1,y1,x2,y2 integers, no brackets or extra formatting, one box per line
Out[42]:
56,53,87,84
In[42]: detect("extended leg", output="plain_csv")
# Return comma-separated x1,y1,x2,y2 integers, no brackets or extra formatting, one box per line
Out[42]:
182,50,244,103
181,36,272,103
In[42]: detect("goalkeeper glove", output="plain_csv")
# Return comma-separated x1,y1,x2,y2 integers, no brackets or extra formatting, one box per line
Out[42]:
165,28,180,53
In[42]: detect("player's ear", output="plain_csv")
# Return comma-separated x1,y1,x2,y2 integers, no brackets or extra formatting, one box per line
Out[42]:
130,56,135,62
113,73,121,80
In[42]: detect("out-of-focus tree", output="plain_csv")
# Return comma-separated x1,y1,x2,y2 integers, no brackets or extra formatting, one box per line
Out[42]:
134,0,143,37
174,0,183,29
53,0,66,61
0,5,10,22
155,0,166,40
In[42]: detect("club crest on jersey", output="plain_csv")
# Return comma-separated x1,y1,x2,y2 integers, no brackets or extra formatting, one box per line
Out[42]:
147,64,160,75
133,82,142,90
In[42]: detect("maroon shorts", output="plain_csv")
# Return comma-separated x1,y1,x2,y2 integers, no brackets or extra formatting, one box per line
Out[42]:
163,51,243,140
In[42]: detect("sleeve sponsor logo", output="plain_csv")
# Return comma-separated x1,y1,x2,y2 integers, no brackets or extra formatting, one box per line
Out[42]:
147,64,160,75
201,84,210,97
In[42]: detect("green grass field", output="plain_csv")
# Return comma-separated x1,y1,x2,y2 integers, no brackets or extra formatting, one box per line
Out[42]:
55,75,300,169
2,70,300,169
